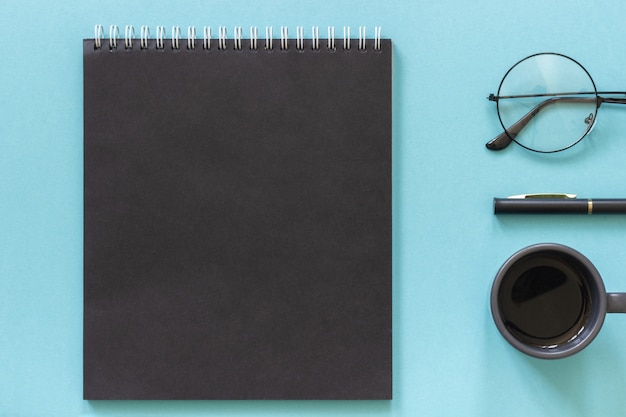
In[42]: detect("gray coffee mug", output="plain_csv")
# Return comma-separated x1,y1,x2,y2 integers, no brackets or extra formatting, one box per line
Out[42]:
491,243,626,359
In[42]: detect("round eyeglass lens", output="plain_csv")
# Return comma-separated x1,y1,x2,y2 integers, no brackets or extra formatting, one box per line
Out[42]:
496,53,598,153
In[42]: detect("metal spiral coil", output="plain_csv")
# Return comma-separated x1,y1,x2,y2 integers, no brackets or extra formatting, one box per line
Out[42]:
93,25,383,52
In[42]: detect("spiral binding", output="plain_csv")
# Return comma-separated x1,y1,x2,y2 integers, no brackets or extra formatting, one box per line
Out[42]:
93,24,383,52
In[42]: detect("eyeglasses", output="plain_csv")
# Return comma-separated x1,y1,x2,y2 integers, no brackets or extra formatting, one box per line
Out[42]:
486,52,626,153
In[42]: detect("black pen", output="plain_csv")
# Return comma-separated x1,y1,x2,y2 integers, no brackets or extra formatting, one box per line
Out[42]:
494,193,626,215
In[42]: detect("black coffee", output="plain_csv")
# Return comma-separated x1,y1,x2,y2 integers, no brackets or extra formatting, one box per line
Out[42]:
499,259,592,347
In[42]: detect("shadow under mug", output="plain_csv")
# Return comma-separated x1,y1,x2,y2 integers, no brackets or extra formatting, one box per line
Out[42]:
491,243,626,359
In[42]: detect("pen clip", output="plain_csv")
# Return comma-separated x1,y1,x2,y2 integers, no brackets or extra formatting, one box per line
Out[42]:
507,193,577,199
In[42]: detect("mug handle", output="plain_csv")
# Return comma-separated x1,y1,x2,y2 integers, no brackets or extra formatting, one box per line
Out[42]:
608,293,626,313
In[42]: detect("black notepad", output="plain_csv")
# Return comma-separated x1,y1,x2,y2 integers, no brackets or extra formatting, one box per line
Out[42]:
83,26,392,400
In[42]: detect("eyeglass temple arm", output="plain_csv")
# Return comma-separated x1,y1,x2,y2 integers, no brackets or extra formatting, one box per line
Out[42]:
485,96,597,150
599,96,626,105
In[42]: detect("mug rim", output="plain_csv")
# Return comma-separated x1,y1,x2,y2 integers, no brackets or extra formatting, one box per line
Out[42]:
491,243,607,359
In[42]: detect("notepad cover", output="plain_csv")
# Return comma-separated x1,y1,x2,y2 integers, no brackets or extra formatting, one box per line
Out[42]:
83,37,392,400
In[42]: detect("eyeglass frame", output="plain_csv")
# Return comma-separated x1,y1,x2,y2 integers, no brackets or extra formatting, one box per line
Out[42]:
486,52,626,153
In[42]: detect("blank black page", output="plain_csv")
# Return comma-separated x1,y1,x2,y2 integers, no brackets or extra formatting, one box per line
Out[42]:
83,36,391,400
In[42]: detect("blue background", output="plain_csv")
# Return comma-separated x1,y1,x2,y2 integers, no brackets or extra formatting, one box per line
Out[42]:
2,0,626,416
